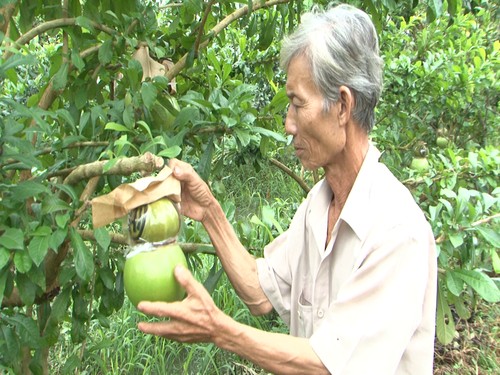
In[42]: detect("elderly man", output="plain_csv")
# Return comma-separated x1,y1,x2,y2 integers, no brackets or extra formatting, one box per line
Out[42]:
138,4,437,374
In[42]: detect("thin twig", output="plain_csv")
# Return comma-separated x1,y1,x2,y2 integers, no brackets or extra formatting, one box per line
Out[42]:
193,1,216,57
269,157,310,194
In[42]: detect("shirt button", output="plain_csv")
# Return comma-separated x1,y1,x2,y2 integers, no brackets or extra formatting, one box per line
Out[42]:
317,309,324,318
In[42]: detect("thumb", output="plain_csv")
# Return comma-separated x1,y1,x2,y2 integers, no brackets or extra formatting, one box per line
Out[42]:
169,159,189,181
174,265,200,296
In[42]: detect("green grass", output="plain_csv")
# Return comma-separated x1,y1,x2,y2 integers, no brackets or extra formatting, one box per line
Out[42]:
433,302,500,375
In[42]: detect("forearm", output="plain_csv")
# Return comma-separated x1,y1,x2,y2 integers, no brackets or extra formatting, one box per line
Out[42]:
202,198,272,314
215,314,328,375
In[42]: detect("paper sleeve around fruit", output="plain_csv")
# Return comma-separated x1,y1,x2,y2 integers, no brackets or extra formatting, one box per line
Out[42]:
91,165,181,228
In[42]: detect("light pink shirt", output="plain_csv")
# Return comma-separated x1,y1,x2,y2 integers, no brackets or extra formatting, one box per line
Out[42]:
256,145,437,374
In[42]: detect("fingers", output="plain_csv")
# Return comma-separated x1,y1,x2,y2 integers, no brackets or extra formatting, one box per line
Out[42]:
174,265,203,297
137,300,172,317
169,158,194,182
138,320,170,336
136,266,203,318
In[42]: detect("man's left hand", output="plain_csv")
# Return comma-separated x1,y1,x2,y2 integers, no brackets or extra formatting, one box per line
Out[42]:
137,265,224,343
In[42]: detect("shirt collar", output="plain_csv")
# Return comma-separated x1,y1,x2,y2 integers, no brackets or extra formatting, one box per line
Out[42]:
340,144,381,241
311,144,381,243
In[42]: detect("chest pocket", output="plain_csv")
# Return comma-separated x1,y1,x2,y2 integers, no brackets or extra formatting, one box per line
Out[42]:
297,284,314,338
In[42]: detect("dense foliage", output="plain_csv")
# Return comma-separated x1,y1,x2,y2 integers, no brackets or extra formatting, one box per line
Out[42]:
0,0,498,373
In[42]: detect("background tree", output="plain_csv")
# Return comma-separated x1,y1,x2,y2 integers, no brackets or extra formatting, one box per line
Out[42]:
0,0,498,373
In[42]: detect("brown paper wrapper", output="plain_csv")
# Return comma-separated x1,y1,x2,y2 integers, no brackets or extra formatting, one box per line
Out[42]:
91,166,180,228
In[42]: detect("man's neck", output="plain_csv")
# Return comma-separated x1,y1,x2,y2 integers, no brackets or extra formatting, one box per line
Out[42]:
324,132,369,213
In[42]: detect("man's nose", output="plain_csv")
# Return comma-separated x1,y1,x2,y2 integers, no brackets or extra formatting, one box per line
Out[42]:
284,109,296,136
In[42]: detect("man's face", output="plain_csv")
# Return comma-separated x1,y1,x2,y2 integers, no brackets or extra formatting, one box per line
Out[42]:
284,55,346,170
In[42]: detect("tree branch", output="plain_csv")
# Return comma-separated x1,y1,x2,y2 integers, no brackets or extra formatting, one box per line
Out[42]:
63,152,164,185
471,212,500,227
2,18,116,60
78,229,216,255
435,212,499,244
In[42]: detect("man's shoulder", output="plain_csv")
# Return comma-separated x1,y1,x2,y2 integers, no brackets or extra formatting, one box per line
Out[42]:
360,161,430,236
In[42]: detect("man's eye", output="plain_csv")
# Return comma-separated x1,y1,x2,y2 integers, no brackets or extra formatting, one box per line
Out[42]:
293,98,304,107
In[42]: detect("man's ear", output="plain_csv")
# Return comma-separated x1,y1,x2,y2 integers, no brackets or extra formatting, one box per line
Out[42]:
337,85,354,125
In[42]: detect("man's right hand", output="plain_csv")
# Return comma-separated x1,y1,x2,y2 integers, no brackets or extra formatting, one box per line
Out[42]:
169,158,215,224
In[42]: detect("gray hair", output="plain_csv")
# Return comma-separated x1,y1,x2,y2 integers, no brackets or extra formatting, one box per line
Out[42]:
280,4,383,132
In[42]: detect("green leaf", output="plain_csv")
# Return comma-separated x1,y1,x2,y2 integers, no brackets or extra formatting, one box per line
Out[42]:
123,106,135,128
157,145,182,158
103,158,120,173
454,269,500,303
15,272,36,305
41,195,70,214
0,53,36,78
70,228,94,282
71,49,85,71
222,115,237,128
234,128,251,147
436,283,455,345
105,122,131,132
141,82,158,107
490,249,500,274
54,182,79,203
253,126,286,142
445,270,464,296
449,233,464,248
50,287,71,322
203,259,224,294
94,227,111,252
98,39,113,65
11,180,50,201
49,228,68,252
136,120,153,140
98,267,115,290
173,106,199,128
28,235,50,267
0,247,10,269
0,325,21,364
75,16,95,32
476,227,500,248
197,135,215,182
33,226,52,236
52,62,69,91
3,315,42,349
0,228,24,250
0,266,9,306
55,213,71,229
14,250,32,273
56,108,77,130
453,296,471,320
447,0,459,16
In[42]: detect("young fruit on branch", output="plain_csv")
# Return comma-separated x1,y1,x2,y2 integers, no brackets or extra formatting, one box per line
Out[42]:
410,157,430,172
128,197,181,243
436,136,449,149
410,140,430,172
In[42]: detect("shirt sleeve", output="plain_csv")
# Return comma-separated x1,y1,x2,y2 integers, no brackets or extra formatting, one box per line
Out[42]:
256,233,292,326
256,196,310,327
310,223,434,375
